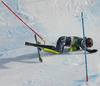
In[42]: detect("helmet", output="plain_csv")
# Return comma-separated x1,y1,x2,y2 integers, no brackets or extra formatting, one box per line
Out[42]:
86,38,93,48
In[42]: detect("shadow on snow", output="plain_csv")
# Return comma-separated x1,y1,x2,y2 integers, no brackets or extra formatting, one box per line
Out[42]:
0,53,40,69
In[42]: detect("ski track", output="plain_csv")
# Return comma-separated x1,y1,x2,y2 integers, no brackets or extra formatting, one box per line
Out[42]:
0,0,100,86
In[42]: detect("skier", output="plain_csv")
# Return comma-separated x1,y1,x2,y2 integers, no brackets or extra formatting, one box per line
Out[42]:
55,36,94,53
25,36,97,54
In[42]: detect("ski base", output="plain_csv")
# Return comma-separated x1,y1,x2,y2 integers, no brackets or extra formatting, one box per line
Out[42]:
44,48,60,54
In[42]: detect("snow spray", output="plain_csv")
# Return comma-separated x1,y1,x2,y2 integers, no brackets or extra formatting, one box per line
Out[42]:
1,1,46,43
81,12,88,82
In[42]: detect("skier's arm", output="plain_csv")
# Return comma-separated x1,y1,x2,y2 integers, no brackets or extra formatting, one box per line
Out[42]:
86,49,98,53
79,42,97,53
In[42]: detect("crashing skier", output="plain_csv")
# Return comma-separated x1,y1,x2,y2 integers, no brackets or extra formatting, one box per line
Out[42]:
25,36,97,54
25,35,97,62
55,36,97,53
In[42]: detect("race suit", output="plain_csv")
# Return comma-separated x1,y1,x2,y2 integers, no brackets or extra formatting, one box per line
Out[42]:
56,36,86,53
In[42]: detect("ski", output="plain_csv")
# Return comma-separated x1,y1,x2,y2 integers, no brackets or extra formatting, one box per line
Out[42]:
25,42,56,50
34,34,43,62
25,42,60,54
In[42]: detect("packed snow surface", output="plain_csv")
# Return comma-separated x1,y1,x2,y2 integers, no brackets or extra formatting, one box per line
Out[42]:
0,0,100,86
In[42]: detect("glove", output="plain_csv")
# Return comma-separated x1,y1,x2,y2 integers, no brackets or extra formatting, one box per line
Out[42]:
87,49,98,53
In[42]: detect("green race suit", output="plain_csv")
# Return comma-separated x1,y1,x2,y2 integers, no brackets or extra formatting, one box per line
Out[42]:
56,36,84,53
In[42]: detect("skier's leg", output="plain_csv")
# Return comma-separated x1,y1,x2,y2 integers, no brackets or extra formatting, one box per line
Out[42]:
56,36,66,53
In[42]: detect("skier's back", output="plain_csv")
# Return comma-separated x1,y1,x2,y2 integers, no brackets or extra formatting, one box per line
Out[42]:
56,36,93,53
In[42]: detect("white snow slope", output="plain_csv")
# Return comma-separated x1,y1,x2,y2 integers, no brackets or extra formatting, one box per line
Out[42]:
0,0,100,86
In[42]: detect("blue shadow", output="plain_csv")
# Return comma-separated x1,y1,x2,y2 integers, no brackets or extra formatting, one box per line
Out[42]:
75,74,100,83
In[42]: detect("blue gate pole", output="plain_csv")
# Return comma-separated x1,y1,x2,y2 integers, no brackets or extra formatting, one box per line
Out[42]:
81,12,88,82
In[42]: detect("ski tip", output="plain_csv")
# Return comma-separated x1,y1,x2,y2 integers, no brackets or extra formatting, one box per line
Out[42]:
25,42,29,46
39,58,43,62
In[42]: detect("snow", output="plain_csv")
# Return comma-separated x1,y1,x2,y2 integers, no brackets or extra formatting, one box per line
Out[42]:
0,0,100,86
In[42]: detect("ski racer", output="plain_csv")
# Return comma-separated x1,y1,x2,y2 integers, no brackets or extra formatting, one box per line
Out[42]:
25,36,97,54
55,36,94,53
25,36,97,62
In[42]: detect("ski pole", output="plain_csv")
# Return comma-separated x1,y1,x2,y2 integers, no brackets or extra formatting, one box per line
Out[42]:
81,12,88,82
1,1,46,43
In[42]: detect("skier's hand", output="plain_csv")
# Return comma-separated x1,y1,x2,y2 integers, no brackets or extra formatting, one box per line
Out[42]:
87,49,98,53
